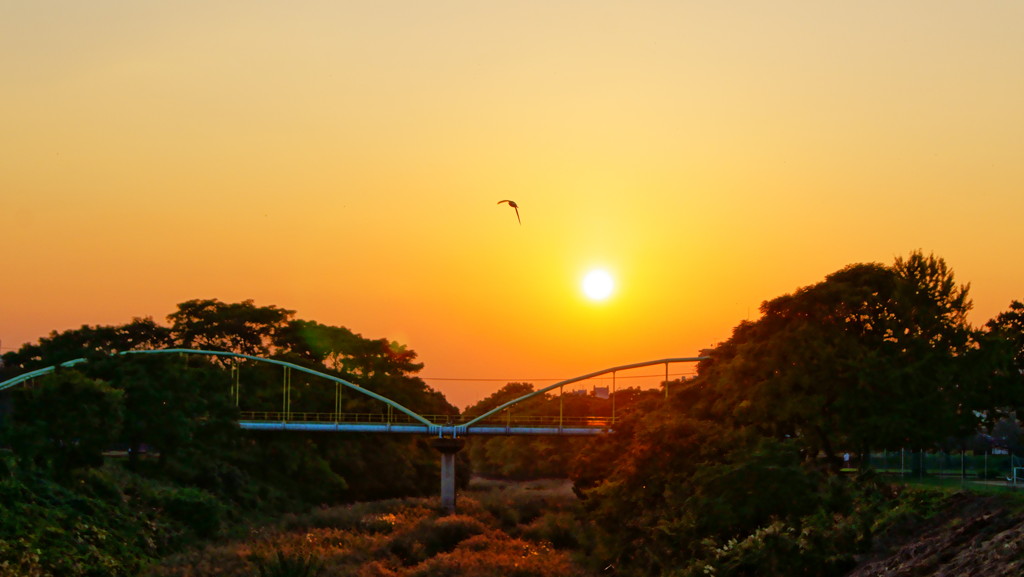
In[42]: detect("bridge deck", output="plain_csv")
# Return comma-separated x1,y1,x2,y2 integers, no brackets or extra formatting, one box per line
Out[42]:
238,411,614,436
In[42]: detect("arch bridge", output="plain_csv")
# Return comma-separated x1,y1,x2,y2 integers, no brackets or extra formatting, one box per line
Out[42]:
0,348,706,510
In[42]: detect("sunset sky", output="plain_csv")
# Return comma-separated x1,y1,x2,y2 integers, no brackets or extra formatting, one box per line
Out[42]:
3,1,1023,409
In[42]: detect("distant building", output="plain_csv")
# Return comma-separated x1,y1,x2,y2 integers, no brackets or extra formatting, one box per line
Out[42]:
592,386,609,399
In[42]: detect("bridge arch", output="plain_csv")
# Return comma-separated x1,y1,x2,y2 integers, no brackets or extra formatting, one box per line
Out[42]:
0,348,435,428
1,350,708,512
458,357,708,434
2,350,709,437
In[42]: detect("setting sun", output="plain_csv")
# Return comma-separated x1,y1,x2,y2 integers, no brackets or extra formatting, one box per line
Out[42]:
582,269,615,301
2,2,1024,412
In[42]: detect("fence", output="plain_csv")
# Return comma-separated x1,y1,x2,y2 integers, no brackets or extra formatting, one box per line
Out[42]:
866,449,1023,483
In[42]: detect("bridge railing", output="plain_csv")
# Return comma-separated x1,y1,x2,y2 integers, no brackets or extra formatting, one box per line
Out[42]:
238,411,617,428
2,349,705,436
456,414,616,428
239,411,425,424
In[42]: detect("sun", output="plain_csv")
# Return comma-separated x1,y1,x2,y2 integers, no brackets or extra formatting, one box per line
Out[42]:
582,269,615,301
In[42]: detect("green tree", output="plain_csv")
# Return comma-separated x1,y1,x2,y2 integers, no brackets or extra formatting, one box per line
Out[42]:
980,300,1024,417
691,252,978,465
572,398,828,576
0,317,171,377
96,355,235,470
465,383,555,478
463,383,641,479
4,370,123,474
168,298,295,356
986,301,1024,365
263,318,451,419
274,320,424,379
2,298,463,506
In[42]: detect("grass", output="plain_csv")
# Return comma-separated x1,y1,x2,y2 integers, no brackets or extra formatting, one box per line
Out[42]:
892,475,1024,501
143,478,594,577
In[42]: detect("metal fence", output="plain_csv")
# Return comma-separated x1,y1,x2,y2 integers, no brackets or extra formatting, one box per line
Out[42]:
865,449,1023,483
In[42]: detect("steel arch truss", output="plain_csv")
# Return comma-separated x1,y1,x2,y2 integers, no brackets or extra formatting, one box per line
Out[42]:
0,349,707,437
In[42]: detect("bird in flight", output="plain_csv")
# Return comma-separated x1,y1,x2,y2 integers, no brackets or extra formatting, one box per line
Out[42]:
497,199,520,224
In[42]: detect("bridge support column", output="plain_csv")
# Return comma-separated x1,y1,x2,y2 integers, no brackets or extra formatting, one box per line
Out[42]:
430,437,466,514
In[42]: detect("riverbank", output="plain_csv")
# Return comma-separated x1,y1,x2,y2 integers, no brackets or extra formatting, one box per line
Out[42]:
142,478,1024,577
144,477,593,577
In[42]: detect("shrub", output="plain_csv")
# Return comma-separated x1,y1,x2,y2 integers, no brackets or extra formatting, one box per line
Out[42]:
280,498,433,534
424,515,490,555
253,550,325,577
159,487,225,539
520,512,580,549
388,515,489,564
69,467,123,503
403,534,580,577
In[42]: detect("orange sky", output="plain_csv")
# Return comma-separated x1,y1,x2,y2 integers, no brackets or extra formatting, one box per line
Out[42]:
3,1,1023,409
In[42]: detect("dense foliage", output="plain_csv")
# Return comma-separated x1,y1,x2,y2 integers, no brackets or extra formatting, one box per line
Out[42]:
462,383,659,479
567,252,1024,576
0,299,461,576
3,252,1024,576
687,253,982,464
145,479,588,577
0,454,232,577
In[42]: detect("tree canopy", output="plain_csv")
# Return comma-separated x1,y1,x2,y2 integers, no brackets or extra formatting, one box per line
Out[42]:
688,252,980,464
568,252,1024,576
5,369,124,475
1,298,457,505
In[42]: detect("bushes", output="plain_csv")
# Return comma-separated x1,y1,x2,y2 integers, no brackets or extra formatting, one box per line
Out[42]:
3,370,123,475
520,512,579,550
570,412,901,576
402,534,579,577
0,459,241,577
469,479,576,531
145,486,590,577
252,550,325,577
387,515,489,564
159,487,225,540
0,466,152,577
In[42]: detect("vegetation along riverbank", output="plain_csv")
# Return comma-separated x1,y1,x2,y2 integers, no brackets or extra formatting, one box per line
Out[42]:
3,252,1024,576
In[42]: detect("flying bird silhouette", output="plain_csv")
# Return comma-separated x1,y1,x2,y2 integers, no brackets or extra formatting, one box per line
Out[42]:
497,199,520,224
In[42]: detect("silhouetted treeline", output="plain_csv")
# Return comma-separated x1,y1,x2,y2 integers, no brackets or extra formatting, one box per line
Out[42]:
565,251,1024,576
0,299,465,575
5,251,1024,577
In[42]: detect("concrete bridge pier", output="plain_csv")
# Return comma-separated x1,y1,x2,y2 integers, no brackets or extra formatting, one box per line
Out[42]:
430,436,466,514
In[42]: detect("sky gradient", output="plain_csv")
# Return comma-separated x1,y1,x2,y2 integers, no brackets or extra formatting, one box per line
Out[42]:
3,1,1023,408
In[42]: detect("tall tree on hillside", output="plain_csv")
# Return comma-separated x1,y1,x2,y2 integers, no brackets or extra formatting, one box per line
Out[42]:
168,299,294,356
692,251,978,466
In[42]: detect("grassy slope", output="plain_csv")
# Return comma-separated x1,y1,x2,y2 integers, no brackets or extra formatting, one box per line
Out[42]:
848,487,1024,577
145,478,593,577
